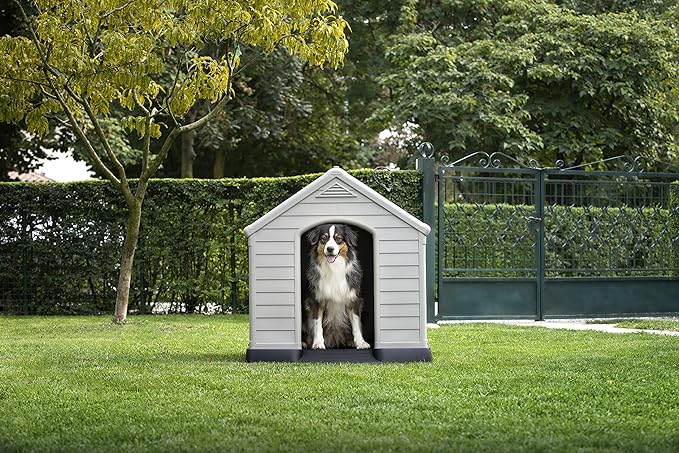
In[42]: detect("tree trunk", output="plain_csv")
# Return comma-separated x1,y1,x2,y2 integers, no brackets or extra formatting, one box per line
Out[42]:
112,199,143,324
181,129,195,178
213,148,225,179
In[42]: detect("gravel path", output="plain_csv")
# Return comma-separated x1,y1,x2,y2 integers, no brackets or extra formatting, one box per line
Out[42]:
436,319,679,337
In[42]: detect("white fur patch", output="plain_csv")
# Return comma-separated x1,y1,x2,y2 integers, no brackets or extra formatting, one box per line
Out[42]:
311,315,325,349
314,255,357,306
324,225,339,259
351,312,370,349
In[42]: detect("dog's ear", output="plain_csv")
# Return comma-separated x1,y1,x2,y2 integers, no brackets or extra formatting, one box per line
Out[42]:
344,226,358,247
306,226,322,245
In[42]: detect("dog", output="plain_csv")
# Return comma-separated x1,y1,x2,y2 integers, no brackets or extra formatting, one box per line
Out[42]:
302,223,370,350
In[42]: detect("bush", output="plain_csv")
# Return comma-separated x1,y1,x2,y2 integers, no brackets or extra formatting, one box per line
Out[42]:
0,170,421,315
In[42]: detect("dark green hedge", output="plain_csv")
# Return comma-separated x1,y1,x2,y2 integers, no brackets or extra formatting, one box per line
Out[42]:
441,202,677,278
0,170,422,315
3,170,675,315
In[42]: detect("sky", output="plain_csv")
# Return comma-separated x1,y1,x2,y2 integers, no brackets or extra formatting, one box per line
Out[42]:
37,150,94,182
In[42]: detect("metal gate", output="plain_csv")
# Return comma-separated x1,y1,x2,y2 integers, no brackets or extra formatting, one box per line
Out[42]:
418,147,679,320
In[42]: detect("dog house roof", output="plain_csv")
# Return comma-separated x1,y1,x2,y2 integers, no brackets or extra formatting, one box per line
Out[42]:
244,167,431,237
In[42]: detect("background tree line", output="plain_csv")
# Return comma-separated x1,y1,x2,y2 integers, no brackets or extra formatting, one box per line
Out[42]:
3,0,679,180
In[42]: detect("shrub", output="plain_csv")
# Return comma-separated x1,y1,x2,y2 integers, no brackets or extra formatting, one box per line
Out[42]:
0,170,421,315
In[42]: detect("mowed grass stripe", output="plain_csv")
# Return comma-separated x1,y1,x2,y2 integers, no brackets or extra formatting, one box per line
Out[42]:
0,315,677,452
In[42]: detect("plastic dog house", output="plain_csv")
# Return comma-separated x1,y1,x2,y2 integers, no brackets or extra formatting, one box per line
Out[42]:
244,167,432,362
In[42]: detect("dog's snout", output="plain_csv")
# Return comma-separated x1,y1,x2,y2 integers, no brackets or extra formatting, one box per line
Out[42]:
326,245,335,253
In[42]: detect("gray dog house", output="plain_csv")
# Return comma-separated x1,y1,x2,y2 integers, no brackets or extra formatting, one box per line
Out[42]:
244,167,432,362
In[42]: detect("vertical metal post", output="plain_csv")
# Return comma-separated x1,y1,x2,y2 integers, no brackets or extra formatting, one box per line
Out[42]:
437,169,446,322
535,170,546,320
416,142,436,324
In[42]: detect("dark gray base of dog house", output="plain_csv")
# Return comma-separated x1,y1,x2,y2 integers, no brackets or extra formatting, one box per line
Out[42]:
246,348,432,363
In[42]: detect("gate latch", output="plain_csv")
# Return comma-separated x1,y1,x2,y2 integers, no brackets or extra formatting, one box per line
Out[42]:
524,216,543,223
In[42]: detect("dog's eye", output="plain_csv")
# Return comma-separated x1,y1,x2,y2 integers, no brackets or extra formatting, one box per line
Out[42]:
335,235,343,243
321,234,329,242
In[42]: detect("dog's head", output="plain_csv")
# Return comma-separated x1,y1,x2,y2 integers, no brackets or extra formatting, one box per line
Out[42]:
306,224,358,264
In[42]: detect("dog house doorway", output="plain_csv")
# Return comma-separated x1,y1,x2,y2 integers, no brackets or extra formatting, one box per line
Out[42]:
300,224,375,349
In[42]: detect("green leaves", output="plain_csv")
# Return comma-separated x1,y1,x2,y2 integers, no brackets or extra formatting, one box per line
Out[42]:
120,116,162,139
0,0,350,176
378,0,679,166
0,170,421,314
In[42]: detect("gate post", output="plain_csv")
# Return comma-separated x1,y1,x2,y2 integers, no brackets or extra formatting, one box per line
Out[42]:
671,182,679,276
416,143,436,324
536,170,546,321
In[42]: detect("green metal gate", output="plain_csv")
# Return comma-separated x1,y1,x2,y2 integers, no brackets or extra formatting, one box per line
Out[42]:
419,146,679,320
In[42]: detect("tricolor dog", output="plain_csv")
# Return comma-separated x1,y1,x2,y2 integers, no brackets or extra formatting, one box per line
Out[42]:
302,224,370,350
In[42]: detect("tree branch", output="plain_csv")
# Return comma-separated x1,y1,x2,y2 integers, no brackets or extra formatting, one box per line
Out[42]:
100,1,134,20
74,91,136,206
144,72,234,181
54,89,122,189
0,74,53,89
134,91,153,175
13,0,122,189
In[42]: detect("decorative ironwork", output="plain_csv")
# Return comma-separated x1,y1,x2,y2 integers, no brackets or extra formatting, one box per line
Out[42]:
437,160,679,279
555,155,679,173
440,151,541,170
542,175,679,277
438,170,539,278
418,142,435,158
427,148,679,319
555,155,646,173
438,152,679,173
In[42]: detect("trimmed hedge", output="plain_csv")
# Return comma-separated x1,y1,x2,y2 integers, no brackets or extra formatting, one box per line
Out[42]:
2,171,676,315
0,170,421,315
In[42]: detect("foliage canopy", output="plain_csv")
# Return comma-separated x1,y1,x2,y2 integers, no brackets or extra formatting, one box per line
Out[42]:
377,0,679,166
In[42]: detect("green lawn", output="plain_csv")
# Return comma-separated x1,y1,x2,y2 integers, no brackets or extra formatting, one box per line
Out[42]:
0,316,678,453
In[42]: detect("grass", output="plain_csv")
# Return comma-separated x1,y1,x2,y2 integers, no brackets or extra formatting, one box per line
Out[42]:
587,318,679,332
0,316,678,453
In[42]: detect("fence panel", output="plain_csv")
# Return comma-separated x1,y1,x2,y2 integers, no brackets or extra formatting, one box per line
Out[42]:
542,166,679,317
437,154,542,319
430,150,679,320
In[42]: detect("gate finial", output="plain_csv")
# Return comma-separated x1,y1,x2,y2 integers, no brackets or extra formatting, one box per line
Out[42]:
418,142,435,158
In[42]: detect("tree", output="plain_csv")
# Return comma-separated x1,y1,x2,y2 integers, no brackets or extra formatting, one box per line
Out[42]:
0,0,54,180
55,44,370,179
0,0,349,323
167,47,371,178
376,0,679,166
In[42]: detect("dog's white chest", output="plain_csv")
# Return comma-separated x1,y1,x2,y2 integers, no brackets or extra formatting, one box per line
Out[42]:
315,257,357,306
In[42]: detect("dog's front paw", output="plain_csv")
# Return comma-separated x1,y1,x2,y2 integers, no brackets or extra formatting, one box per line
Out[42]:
312,341,326,350
355,340,370,350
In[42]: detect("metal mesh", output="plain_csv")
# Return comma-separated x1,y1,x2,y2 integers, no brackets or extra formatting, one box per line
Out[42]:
544,175,679,277
439,167,679,279
439,172,537,278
